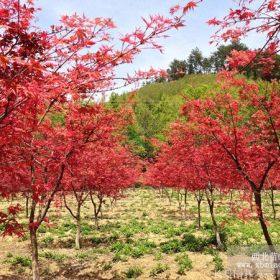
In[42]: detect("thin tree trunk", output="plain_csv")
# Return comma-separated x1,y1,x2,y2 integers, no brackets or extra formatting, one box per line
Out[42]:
183,189,187,219
254,191,280,280
205,187,224,250
254,190,274,247
90,192,103,228
30,228,40,280
29,198,40,280
270,188,276,220
164,189,172,205
254,190,279,280
75,217,81,250
195,191,203,229
197,200,202,229
25,194,29,218
177,190,182,211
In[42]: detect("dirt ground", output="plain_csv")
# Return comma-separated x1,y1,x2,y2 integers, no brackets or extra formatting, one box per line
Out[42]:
0,187,278,280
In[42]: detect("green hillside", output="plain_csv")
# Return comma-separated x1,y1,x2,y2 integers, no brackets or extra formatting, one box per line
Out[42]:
109,74,218,158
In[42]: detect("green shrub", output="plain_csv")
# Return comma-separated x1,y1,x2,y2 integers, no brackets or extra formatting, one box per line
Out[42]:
110,241,132,255
182,233,207,252
154,251,163,261
150,263,169,277
112,253,128,262
41,236,54,246
41,251,66,262
213,255,224,271
160,239,182,253
37,225,47,233
175,253,193,275
9,256,32,268
81,223,92,235
125,266,143,278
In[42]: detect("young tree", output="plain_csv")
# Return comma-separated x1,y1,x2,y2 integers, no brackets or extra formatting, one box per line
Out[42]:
63,139,138,249
0,1,200,279
181,77,280,256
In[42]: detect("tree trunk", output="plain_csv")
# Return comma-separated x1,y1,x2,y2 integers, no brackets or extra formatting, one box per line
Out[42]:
270,188,276,220
195,191,203,229
254,190,275,247
75,217,81,250
90,192,103,228
25,194,29,218
177,190,182,211
183,189,187,219
94,216,99,228
205,188,224,250
197,199,202,229
30,228,40,280
29,196,40,280
254,190,279,280
164,189,172,205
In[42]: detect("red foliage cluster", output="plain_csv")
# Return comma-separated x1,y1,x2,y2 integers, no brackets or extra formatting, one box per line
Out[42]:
0,0,192,240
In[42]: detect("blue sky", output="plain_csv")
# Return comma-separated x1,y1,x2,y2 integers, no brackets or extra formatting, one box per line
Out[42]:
35,0,264,92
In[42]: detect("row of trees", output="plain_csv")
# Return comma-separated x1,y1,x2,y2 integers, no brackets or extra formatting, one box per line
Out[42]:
1,0,280,279
147,0,280,279
167,43,280,81
145,76,280,250
0,1,193,279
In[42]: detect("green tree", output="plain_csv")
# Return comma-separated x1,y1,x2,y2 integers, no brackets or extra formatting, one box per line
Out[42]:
187,47,204,74
167,59,188,81
210,41,248,72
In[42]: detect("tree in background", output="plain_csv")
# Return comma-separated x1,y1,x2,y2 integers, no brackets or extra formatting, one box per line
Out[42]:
210,41,248,72
187,47,204,74
167,59,188,80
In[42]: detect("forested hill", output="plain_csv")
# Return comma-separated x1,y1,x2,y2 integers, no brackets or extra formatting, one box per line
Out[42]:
108,74,217,158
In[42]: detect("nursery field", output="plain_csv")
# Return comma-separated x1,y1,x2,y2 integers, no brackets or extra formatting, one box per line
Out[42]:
1,187,279,280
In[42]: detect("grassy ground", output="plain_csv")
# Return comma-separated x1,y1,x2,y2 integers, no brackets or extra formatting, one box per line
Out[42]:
0,187,279,279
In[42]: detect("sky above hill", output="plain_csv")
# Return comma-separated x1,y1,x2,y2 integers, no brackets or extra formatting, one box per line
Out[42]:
36,0,264,92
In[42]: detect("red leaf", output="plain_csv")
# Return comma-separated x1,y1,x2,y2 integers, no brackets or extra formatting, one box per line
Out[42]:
183,1,197,13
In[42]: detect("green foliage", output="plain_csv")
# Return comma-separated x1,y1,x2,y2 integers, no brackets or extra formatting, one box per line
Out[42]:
211,41,248,72
160,239,182,254
37,225,47,233
76,251,92,260
81,223,92,235
150,263,169,277
110,239,156,258
107,92,128,110
50,113,65,126
213,254,224,271
182,233,211,252
41,236,54,246
187,47,204,74
160,232,215,254
154,251,163,261
8,256,32,268
175,253,193,275
125,266,143,279
167,59,187,80
126,124,155,158
112,253,128,262
40,251,67,262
